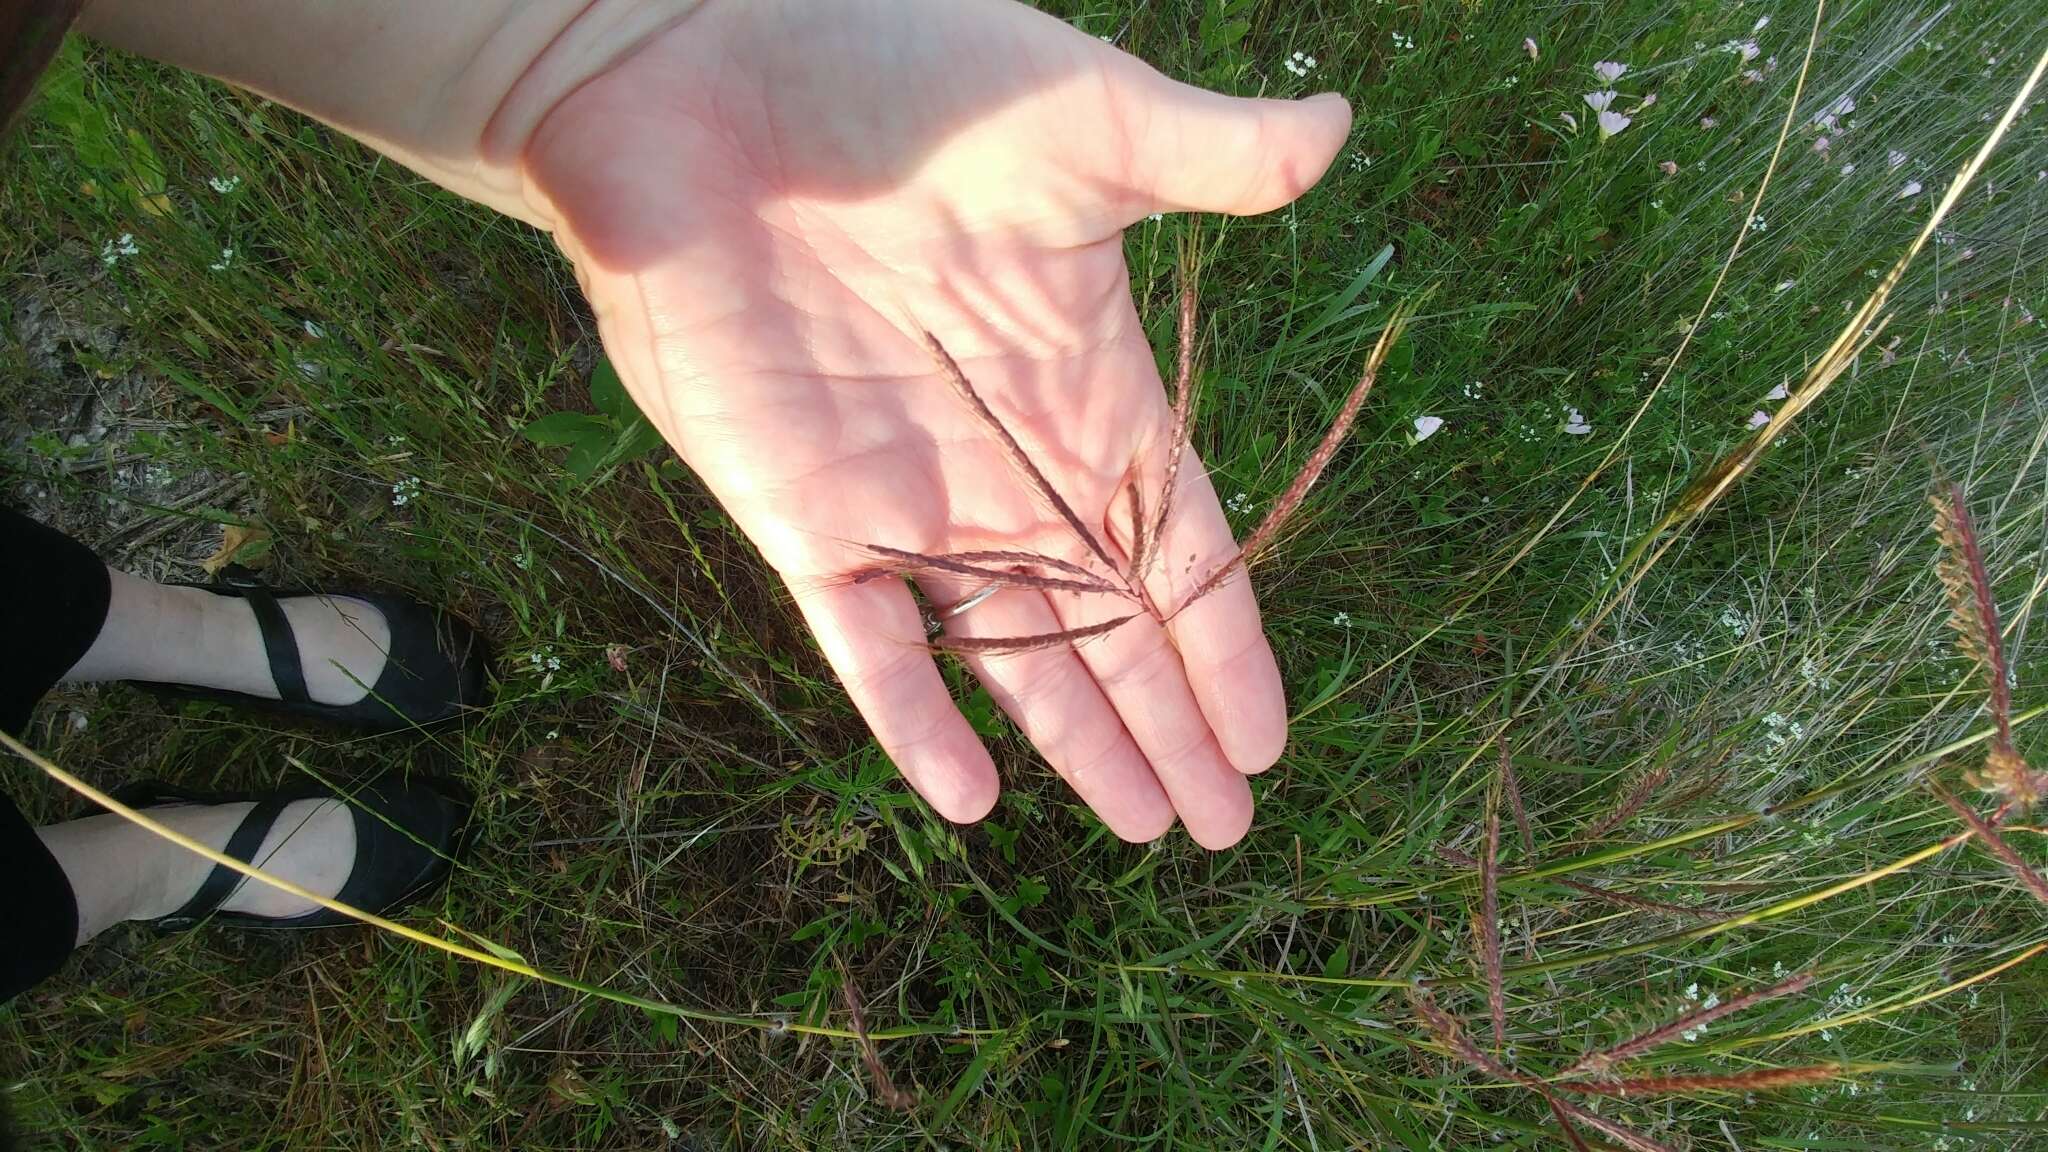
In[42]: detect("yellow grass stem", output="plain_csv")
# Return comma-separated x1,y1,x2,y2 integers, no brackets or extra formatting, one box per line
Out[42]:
0,729,984,1044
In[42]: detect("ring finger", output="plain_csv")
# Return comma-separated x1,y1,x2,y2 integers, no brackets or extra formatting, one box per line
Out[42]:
918,574,1176,843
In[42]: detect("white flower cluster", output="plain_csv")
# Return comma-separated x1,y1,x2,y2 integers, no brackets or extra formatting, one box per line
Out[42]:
1762,711,1807,748
100,233,139,267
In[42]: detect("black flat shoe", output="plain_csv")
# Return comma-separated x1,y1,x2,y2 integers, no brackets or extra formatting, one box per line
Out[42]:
107,775,473,931
141,573,491,733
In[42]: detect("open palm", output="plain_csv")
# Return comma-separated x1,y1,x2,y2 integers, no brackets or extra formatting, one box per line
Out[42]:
519,0,1351,847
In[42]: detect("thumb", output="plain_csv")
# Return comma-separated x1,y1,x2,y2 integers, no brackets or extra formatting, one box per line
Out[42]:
1131,80,1352,217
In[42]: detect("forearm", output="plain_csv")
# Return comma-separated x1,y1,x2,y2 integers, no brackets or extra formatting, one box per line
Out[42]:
74,0,702,226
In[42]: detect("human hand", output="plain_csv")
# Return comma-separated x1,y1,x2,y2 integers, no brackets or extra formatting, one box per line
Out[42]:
518,0,1351,847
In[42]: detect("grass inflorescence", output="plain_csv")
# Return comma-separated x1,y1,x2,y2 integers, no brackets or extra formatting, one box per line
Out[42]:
4,1,2048,1148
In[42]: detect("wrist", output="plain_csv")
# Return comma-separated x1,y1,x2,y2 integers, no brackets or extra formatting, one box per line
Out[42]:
479,0,707,228
73,0,703,227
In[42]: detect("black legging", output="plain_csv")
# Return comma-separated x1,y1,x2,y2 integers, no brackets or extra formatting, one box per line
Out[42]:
2,506,113,1000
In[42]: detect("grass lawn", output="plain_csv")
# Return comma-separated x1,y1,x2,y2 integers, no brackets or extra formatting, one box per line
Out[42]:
4,1,2047,1147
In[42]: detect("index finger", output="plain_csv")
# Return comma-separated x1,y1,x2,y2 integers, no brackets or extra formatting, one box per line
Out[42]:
790,577,1001,823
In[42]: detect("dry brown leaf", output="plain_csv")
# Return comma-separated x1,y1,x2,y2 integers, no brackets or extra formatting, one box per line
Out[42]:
200,523,271,576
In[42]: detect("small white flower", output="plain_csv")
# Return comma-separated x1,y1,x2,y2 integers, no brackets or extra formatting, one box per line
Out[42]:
1462,380,1484,399
1839,162,1856,176
1413,415,1444,441
1597,110,1632,138
208,247,235,271
1773,280,1797,294
1898,180,1923,199
1227,492,1252,514
68,710,88,732
1333,611,1353,628
1659,160,1679,176
1754,15,1772,32
1685,982,1700,1000
1750,216,1768,231
1703,992,1721,1010
1563,407,1593,435
1741,68,1765,84
1748,409,1772,429
1887,148,1908,170
207,175,240,194
304,320,325,339
1813,136,1830,154
1766,383,1790,401
1390,31,1416,51
1700,115,1719,129
390,475,422,507
1736,39,1761,62
1592,61,1628,83
99,233,139,267
1282,50,1318,77
1560,111,1579,131
1583,90,1618,112
1524,38,1540,61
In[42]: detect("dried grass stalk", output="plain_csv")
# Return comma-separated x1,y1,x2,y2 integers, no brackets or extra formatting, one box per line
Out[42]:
1573,763,1673,844
1931,482,2035,809
1543,1095,1681,1152
858,543,1129,597
1554,877,1731,923
921,331,1122,579
1176,298,1419,614
1135,276,1200,585
1125,474,1148,588
1543,1093,1598,1152
1480,782,1506,1052
1937,785,2048,905
1565,972,1815,1075
1412,990,1676,1152
935,614,1138,656
1501,740,1535,858
1562,1065,1845,1098
1409,990,1519,1083
838,957,916,1111
942,549,1121,583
